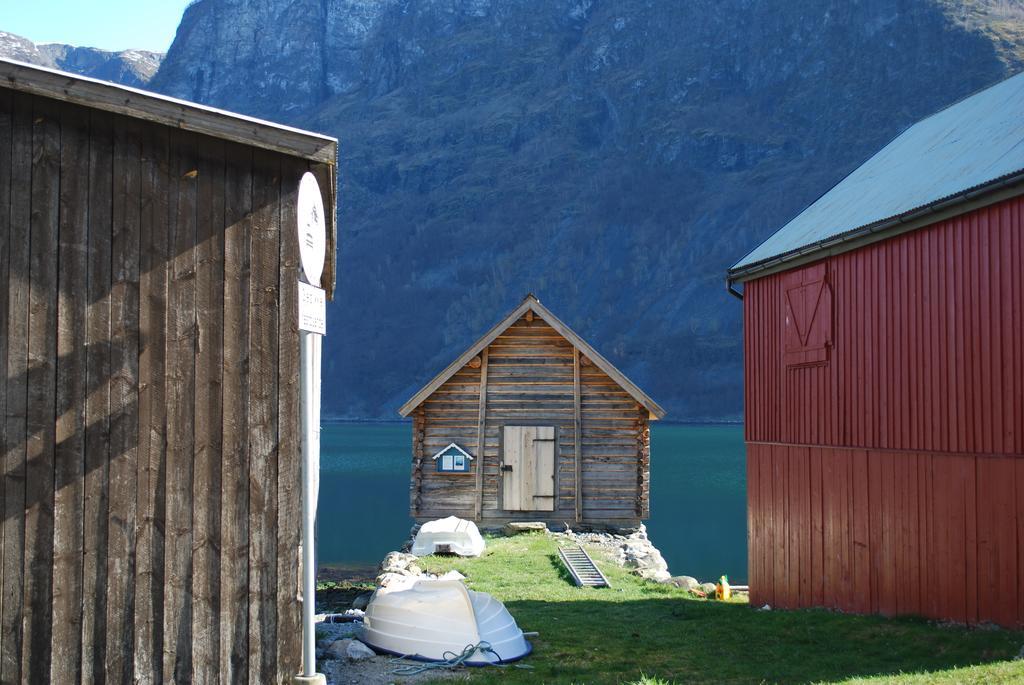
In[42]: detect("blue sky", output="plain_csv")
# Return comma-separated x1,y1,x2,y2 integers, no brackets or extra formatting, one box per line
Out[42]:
1,1,192,52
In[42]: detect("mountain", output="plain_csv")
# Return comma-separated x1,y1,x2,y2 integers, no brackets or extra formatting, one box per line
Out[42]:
0,31,162,87
110,3,1024,419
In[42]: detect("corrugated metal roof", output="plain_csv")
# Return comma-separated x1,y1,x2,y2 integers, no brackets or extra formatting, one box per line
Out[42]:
731,70,1024,275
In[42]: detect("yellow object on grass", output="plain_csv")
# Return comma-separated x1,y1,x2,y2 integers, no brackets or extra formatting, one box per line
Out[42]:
716,575,731,600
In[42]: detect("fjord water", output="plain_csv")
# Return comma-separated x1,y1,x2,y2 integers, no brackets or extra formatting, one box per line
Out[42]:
318,423,747,583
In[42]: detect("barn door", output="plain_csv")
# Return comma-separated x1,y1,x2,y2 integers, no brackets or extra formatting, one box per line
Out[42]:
502,426,556,511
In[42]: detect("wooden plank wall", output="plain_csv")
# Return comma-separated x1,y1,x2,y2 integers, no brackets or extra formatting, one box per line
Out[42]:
745,195,1024,454
414,315,649,528
747,443,1023,628
743,194,1023,628
580,361,649,522
0,89,325,683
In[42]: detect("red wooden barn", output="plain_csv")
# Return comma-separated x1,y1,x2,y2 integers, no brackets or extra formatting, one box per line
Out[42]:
727,73,1024,628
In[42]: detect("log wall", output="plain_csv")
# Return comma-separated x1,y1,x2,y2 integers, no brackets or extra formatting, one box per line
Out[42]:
743,194,1024,627
412,316,650,528
0,88,332,683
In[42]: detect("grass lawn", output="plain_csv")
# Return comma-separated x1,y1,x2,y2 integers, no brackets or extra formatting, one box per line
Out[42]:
413,533,1024,685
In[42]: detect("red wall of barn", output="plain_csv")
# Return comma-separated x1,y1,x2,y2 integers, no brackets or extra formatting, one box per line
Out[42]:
743,195,1024,627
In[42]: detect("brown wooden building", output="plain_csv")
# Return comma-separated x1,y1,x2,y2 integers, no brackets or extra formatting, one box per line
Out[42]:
728,72,1024,627
0,59,337,683
399,295,665,530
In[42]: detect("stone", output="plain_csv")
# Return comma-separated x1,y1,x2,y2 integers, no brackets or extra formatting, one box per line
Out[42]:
700,582,717,596
438,570,466,581
406,563,423,576
628,524,649,540
638,567,672,583
346,640,377,661
621,543,651,567
325,639,351,660
670,575,700,591
379,551,418,574
375,572,417,590
504,521,547,535
351,592,373,611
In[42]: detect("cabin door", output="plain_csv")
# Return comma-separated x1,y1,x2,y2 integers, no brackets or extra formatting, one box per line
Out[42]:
501,426,556,511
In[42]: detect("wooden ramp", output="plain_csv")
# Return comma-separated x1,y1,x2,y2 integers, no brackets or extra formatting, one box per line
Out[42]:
558,544,611,587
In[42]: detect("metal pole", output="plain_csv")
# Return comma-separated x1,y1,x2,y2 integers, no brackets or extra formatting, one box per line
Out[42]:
300,329,318,677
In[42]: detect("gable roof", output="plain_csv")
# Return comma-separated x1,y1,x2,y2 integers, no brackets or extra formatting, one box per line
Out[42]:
398,294,666,419
728,70,1024,283
431,443,475,461
0,58,337,164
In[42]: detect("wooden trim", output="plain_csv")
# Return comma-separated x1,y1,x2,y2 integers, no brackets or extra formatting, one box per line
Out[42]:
475,348,489,519
398,294,666,419
637,416,650,518
411,408,425,516
0,58,338,164
574,347,583,524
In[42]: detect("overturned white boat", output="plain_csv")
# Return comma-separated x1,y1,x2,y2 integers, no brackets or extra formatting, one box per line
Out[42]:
411,516,485,557
360,580,531,664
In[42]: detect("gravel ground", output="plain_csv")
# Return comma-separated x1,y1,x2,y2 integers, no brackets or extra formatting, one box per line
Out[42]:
321,654,467,685
316,617,466,685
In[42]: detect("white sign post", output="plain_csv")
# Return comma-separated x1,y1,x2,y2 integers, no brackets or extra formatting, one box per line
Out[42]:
296,172,327,684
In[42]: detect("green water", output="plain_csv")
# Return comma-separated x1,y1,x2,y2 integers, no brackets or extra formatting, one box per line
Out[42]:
318,423,748,583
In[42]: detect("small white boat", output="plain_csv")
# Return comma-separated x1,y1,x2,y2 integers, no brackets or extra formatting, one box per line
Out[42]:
411,516,485,557
359,579,531,664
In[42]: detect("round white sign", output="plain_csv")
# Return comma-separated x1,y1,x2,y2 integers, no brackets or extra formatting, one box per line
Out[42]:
296,172,327,285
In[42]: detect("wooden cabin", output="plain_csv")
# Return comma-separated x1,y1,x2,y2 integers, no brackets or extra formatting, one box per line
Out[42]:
399,295,665,531
728,72,1024,627
0,59,337,683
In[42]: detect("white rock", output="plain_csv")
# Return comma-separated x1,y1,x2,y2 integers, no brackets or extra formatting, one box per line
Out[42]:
670,576,700,591
346,639,376,661
438,570,466,581
638,567,672,583
326,639,351,659
504,521,547,534
379,551,418,574
376,572,417,589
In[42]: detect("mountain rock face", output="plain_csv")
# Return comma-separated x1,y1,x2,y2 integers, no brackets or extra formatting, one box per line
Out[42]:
0,31,162,87
148,1,1024,420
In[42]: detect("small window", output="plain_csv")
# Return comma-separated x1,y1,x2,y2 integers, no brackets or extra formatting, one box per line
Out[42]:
783,262,833,367
433,443,474,473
